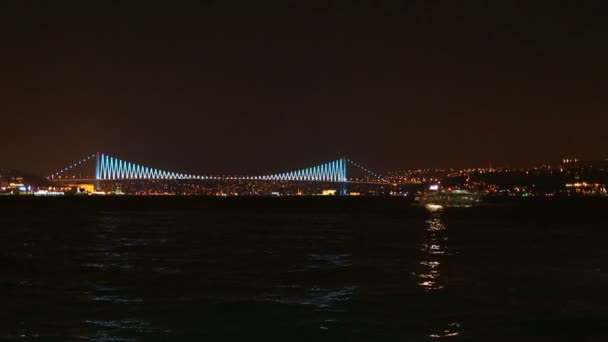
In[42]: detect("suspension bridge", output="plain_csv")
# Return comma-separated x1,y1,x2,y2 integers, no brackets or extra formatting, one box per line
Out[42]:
47,153,386,186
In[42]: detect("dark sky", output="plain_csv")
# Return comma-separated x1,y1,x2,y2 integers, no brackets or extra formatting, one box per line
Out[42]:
1,1,607,175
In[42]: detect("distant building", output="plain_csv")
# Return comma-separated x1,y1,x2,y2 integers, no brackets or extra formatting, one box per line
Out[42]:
562,157,580,164
562,159,608,171
565,182,607,195
64,183,96,194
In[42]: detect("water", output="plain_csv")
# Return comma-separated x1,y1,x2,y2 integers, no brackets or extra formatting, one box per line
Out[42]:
1,197,607,341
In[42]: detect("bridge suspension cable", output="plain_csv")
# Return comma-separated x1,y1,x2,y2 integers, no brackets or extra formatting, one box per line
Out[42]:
346,158,387,183
47,154,96,179
252,158,347,183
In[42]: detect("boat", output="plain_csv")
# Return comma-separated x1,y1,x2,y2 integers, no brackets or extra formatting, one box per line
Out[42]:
416,189,483,209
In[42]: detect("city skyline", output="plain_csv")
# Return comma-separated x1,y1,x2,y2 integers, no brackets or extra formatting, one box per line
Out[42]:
3,148,607,198
3,148,607,182
2,149,608,178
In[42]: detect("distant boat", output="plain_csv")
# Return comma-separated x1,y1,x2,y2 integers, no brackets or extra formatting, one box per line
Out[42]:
416,189,483,209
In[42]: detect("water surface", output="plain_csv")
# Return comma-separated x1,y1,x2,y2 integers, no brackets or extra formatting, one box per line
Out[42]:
1,197,607,341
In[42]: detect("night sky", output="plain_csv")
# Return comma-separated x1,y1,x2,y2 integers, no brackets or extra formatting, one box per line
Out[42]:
1,1,607,176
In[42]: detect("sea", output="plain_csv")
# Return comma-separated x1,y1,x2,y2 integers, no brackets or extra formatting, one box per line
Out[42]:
1,197,606,341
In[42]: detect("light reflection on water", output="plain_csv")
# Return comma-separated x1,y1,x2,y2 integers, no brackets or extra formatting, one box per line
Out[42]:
429,322,461,338
260,285,356,309
419,210,462,338
85,319,159,342
79,214,160,339
260,251,355,333
417,212,448,291
85,213,358,337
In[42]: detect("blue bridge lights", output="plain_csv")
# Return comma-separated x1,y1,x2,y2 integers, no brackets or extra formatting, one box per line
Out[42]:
48,153,383,184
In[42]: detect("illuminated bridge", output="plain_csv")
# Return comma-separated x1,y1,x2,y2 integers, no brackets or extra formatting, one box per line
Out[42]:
48,153,385,186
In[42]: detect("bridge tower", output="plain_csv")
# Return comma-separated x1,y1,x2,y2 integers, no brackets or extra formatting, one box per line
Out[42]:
338,157,348,196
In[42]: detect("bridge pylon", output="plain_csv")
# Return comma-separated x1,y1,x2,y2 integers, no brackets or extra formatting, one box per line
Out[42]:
339,157,348,196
